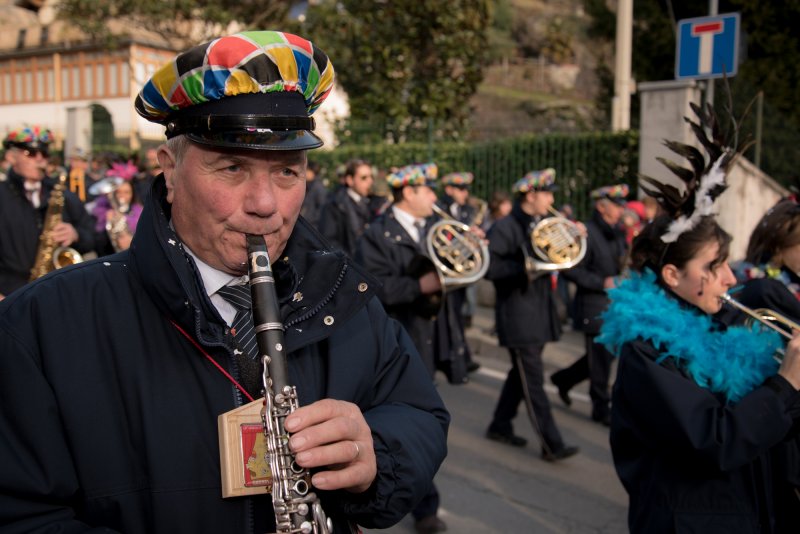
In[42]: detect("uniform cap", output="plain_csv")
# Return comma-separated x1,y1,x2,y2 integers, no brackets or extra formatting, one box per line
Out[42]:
512,168,557,194
386,163,438,189
3,125,54,151
441,172,473,188
135,30,335,151
591,184,630,205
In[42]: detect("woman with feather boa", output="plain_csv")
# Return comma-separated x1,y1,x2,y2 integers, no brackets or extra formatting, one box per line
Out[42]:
598,104,800,533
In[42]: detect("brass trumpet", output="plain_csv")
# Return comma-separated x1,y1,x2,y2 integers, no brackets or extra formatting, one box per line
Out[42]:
719,293,800,343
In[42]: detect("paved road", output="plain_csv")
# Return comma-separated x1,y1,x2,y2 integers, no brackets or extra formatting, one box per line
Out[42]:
364,306,629,533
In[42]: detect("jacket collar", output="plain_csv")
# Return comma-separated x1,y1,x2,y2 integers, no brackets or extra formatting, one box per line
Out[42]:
129,176,378,353
381,209,424,249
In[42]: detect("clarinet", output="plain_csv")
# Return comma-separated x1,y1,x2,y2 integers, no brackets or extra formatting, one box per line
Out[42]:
246,234,332,534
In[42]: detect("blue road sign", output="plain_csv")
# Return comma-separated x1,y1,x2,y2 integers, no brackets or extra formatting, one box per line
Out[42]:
675,13,740,80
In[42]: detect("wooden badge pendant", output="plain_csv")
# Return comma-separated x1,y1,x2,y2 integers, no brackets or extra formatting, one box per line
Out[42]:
218,398,272,498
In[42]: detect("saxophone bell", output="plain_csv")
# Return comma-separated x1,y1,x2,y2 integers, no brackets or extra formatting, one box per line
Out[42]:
30,173,84,281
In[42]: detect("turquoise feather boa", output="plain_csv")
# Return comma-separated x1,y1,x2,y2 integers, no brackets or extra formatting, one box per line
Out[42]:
597,270,782,403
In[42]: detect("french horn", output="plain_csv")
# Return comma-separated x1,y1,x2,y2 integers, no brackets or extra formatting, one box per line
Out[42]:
524,206,587,278
410,203,490,318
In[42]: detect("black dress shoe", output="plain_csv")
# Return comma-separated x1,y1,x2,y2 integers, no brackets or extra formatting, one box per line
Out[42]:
551,376,572,407
486,429,527,447
541,445,579,462
466,361,481,373
414,515,448,534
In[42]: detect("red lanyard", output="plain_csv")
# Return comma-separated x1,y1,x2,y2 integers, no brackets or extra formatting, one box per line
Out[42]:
170,320,255,403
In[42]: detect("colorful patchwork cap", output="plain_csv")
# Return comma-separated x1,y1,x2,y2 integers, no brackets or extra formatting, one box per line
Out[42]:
441,172,474,188
512,168,557,194
3,125,54,151
591,184,630,205
386,163,438,189
135,30,335,151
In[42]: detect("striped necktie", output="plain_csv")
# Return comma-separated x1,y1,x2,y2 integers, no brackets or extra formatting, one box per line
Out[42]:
216,283,259,362
216,283,265,398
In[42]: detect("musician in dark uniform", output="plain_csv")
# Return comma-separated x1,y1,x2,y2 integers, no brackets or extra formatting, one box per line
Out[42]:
0,126,95,299
0,31,449,533
438,171,482,370
484,168,579,462
318,159,374,258
357,162,470,533
439,171,477,224
552,184,629,426
730,198,800,531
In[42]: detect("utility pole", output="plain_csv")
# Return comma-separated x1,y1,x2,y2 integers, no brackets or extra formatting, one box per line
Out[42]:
705,0,719,110
611,0,633,131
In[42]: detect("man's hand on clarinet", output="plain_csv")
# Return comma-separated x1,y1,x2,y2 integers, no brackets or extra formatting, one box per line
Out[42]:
285,398,377,494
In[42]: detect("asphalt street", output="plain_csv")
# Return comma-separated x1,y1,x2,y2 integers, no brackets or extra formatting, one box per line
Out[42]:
364,303,629,534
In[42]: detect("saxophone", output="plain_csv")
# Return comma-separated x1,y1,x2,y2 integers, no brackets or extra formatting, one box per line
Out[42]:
246,234,332,534
29,174,83,281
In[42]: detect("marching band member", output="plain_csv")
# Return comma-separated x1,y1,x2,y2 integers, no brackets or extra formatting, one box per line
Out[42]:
439,171,482,368
356,162,465,533
91,161,144,254
0,126,94,299
552,184,630,426
598,105,800,533
318,158,374,258
0,31,448,532
484,168,579,461
732,198,800,531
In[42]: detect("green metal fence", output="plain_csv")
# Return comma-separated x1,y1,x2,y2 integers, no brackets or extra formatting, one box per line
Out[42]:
312,129,639,221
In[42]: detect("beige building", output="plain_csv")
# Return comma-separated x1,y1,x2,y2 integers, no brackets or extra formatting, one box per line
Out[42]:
0,1,348,153
0,0,183,151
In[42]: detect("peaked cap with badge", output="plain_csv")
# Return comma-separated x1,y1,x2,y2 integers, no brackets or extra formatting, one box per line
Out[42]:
3,125,54,152
135,30,335,151
512,168,557,194
590,184,629,205
441,172,473,188
386,163,438,189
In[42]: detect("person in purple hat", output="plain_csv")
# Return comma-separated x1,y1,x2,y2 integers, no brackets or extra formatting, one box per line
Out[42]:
0,31,448,533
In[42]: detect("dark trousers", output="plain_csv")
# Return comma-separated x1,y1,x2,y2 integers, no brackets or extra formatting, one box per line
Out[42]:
551,333,614,418
489,344,565,451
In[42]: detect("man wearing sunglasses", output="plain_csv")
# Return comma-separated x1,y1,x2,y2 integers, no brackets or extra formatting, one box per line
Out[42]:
0,126,95,300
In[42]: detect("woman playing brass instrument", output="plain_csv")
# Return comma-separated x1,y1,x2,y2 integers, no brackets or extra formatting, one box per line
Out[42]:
730,197,800,530
598,104,800,534
91,162,144,254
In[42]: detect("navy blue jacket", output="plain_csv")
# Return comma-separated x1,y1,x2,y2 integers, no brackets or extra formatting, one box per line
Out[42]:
356,209,467,384
0,177,449,533
562,210,627,334
485,203,561,347
612,338,800,533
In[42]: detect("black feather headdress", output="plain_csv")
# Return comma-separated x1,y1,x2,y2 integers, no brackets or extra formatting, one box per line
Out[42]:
640,101,746,243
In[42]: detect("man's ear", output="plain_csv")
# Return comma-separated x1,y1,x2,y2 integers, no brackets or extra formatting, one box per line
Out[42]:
157,145,176,202
661,263,680,288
